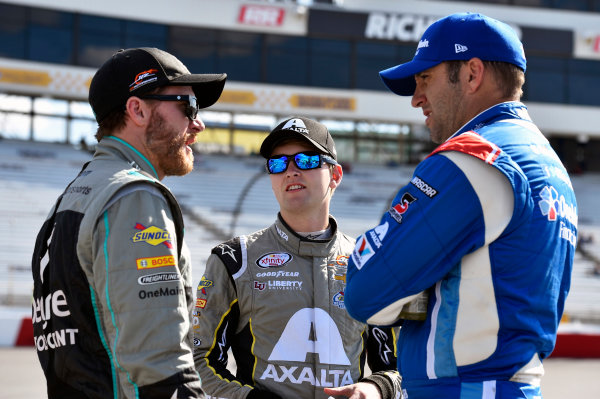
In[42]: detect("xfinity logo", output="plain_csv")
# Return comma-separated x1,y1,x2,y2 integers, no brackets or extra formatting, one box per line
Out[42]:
365,13,437,42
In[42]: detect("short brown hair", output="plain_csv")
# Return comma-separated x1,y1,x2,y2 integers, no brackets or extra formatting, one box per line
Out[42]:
94,108,127,142
445,60,525,100
94,86,164,142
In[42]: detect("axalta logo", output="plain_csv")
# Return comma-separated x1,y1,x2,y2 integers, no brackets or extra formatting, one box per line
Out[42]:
261,308,352,386
129,69,158,92
389,192,417,224
136,255,175,270
281,118,309,134
256,252,293,268
369,222,389,249
132,223,173,248
538,185,577,225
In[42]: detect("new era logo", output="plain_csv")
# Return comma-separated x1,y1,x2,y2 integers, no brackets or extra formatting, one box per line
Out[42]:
455,44,468,53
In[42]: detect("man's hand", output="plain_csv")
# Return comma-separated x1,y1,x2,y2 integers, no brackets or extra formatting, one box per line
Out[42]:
324,382,382,399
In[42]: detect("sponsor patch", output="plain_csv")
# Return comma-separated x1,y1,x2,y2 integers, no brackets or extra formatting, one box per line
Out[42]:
369,222,389,248
333,274,346,283
351,235,375,270
138,286,183,299
129,68,158,92
388,192,417,223
256,252,293,268
253,280,303,291
132,223,173,248
138,272,179,285
197,276,213,295
281,118,308,134
136,255,175,270
538,185,577,225
334,255,349,266
276,225,289,241
411,175,438,198
65,185,92,195
332,291,345,309
256,271,299,278
196,298,207,308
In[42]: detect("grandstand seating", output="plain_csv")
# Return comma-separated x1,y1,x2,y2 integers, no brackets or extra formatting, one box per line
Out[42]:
1,139,599,324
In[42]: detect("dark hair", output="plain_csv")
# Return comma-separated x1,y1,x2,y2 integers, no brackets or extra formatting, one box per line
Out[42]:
445,60,525,99
94,108,127,142
94,86,164,142
267,137,319,157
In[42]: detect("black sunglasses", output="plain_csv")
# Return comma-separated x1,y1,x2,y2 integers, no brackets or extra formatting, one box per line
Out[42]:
266,151,338,174
139,94,199,121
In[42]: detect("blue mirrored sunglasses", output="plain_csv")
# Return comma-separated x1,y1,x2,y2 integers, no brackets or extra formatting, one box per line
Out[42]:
266,151,337,174
139,94,199,120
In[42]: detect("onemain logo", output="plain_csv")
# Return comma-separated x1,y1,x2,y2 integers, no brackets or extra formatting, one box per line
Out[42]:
365,13,437,42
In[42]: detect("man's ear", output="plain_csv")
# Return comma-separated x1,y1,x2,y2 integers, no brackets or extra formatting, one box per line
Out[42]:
329,164,343,189
125,96,151,127
465,57,485,92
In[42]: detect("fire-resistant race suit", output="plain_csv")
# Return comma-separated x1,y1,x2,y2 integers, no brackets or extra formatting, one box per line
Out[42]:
31,136,204,398
193,215,402,399
345,102,578,398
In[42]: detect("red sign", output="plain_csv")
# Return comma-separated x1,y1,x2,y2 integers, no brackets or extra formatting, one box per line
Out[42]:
238,5,285,27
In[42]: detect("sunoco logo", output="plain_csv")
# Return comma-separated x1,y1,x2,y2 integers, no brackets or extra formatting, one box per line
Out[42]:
256,252,292,268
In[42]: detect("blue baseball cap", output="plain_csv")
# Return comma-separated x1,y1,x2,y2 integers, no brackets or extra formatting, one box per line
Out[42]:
379,12,526,96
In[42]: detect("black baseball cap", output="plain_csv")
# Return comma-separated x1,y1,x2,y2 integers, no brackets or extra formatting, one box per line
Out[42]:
260,117,337,161
89,47,227,123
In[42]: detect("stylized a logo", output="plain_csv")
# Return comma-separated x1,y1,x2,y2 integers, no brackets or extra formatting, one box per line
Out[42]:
268,308,350,365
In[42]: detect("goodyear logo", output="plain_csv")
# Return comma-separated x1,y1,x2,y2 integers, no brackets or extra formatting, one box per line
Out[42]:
136,255,176,270
132,223,173,248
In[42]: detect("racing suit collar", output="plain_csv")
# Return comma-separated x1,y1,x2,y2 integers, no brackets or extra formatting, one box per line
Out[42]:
275,213,340,257
95,136,160,180
448,101,531,141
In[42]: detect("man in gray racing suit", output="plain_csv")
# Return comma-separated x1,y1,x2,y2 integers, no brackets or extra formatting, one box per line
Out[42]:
31,47,226,398
193,117,402,399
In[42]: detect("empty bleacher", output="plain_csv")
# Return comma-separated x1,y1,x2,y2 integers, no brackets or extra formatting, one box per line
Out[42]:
1,139,599,324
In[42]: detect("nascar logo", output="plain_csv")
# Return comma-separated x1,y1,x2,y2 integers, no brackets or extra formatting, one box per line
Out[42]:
256,252,292,268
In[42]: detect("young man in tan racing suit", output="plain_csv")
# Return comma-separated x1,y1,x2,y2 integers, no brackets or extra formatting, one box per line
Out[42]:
193,117,402,399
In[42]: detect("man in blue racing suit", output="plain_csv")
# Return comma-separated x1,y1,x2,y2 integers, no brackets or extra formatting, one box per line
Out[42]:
339,12,578,399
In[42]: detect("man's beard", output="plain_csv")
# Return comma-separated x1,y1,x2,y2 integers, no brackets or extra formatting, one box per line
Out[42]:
145,110,194,177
